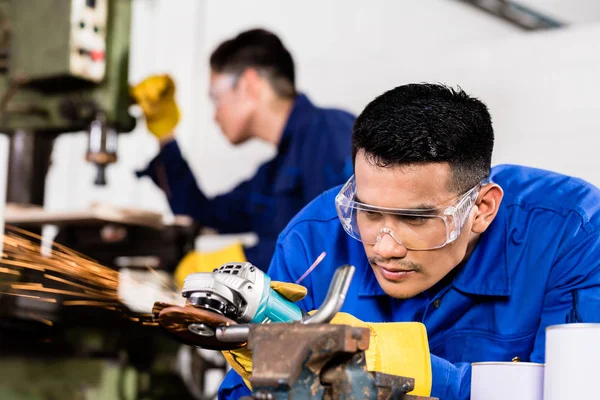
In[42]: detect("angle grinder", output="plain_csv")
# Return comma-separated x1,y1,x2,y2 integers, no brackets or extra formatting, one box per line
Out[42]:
153,262,355,350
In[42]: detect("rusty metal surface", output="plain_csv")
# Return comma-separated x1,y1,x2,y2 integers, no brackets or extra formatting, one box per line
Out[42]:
245,322,438,400
374,371,415,399
152,301,245,350
249,323,370,391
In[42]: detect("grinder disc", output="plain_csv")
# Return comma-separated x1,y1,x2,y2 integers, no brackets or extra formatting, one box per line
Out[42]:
152,302,245,350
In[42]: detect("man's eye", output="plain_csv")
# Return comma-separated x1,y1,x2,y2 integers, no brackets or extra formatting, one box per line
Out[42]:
362,210,382,220
399,215,429,225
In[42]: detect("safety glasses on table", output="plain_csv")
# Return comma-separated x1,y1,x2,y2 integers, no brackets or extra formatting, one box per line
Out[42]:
335,175,486,250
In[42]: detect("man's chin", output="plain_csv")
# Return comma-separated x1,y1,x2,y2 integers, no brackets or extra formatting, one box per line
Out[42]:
374,272,424,299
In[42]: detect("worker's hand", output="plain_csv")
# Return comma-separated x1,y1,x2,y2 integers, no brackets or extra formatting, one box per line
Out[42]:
130,74,180,140
222,312,432,396
329,312,432,397
220,281,307,389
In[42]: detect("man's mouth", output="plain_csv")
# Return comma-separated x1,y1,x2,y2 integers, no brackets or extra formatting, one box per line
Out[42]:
375,264,417,281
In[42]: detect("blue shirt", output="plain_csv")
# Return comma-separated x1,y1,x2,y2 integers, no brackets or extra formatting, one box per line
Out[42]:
137,94,355,269
218,164,600,400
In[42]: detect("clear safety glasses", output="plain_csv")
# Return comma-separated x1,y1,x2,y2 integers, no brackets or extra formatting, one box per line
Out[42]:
335,175,485,250
209,74,240,106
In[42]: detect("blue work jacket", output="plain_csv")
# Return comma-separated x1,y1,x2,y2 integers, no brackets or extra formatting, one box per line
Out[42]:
137,94,354,269
218,164,600,399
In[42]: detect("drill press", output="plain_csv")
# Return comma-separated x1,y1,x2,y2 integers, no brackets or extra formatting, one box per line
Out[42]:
1,0,135,206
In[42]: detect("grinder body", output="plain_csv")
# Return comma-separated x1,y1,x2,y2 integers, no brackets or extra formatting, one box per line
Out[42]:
181,262,303,324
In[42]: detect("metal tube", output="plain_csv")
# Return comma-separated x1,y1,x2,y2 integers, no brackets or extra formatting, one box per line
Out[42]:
215,264,355,342
215,324,250,343
301,264,355,324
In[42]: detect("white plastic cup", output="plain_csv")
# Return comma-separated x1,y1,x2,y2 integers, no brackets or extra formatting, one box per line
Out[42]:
471,361,544,400
544,323,600,400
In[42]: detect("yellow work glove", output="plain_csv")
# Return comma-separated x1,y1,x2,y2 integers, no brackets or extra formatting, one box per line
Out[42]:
223,312,432,397
329,313,432,397
221,281,308,389
130,74,181,139
174,242,248,288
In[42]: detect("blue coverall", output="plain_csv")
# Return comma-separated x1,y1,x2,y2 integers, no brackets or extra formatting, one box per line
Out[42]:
137,94,355,269
218,164,600,399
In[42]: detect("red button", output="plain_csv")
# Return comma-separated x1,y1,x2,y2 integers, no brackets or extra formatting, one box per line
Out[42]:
90,50,105,61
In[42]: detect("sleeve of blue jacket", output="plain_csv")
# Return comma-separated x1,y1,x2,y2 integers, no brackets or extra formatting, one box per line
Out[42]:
136,140,252,234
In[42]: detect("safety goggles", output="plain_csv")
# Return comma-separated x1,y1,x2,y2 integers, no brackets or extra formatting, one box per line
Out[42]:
335,175,486,250
209,74,240,106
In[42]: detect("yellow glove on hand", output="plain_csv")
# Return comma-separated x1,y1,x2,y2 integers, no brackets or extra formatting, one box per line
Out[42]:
223,310,432,396
130,74,180,139
329,312,432,397
221,282,308,389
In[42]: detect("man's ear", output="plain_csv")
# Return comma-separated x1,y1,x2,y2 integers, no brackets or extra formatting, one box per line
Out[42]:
239,68,262,99
472,184,504,234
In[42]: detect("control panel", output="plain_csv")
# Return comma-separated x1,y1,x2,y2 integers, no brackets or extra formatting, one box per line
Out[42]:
69,0,108,82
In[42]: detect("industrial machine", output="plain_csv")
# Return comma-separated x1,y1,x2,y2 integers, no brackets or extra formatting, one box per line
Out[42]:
0,1,211,399
2,0,135,204
154,263,438,399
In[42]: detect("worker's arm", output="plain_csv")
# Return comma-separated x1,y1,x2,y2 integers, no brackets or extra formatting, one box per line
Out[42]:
434,219,600,399
426,217,600,400
529,225,600,358
136,140,253,233
131,74,253,233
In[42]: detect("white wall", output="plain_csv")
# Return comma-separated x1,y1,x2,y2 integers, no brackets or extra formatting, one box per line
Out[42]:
19,0,600,217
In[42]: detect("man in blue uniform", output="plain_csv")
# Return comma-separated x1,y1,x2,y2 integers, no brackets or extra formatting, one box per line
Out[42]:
218,83,600,399
133,29,354,269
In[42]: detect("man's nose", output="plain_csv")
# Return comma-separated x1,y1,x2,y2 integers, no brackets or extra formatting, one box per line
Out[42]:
372,231,408,258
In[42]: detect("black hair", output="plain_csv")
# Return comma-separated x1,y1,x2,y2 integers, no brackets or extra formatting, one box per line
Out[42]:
210,28,296,98
352,83,494,192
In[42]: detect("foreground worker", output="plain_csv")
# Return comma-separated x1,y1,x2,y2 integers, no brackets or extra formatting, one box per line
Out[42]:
133,29,354,270
218,83,600,399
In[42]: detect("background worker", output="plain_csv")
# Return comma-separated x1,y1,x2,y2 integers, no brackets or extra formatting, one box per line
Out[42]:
217,83,600,399
132,28,355,271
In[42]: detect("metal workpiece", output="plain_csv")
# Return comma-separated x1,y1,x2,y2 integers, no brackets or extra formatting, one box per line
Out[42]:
301,264,355,325
248,323,370,393
215,324,250,343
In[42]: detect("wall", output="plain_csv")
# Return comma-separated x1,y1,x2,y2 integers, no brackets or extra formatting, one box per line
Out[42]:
3,0,599,217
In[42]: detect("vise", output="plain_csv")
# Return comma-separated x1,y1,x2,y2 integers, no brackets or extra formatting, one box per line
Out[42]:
242,323,436,400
